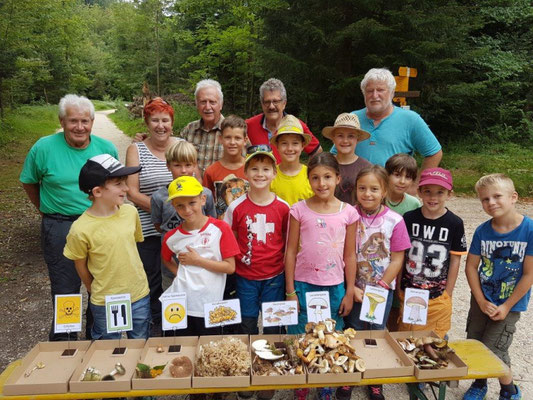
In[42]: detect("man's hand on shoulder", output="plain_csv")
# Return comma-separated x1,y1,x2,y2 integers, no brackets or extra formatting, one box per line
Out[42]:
133,132,148,143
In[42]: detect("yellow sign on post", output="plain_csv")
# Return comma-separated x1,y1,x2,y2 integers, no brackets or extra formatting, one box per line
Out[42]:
394,67,419,106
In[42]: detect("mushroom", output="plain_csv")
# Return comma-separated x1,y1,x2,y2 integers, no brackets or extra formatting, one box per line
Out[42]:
406,296,428,323
365,292,386,321
324,318,336,333
308,299,328,321
169,356,193,378
318,359,330,374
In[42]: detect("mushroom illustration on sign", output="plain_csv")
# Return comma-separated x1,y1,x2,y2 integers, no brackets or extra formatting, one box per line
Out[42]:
365,292,386,321
406,296,427,323
308,298,328,321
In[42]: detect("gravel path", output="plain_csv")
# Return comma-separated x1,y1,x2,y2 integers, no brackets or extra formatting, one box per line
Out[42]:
0,111,531,399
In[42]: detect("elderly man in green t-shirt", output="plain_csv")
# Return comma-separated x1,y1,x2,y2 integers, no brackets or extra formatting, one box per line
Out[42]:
20,94,118,341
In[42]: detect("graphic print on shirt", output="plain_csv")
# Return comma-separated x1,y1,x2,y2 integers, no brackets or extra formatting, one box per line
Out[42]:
403,223,453,298
357,232,389,286
306,219,343,273
215,175,249,218
479,242,526,302
241,213,275,266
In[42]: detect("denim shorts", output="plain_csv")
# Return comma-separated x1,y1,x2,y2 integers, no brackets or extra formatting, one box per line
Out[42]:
344,288,394,330
288,281,346,335
236,273,285,318
90,295,151,340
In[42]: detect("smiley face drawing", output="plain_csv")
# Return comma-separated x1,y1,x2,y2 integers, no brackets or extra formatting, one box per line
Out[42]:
164,303,185,324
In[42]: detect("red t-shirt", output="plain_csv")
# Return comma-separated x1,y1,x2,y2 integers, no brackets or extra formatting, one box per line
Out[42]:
223,194,290,280
246,113,320,163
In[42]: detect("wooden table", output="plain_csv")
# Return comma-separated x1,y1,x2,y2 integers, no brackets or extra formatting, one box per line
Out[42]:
0,339,508,400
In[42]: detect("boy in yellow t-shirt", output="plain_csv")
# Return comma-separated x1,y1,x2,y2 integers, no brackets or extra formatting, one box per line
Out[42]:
269,114,314,205
64,154,150,340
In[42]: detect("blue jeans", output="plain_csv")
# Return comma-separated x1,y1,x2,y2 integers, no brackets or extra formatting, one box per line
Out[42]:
344,288,394,330
288,281,346,335
42,214,93,340
90,295,151,340
236,273,285,335
137,236,163,327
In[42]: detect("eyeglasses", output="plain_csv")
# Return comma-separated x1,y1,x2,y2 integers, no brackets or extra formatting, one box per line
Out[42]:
262,99,283,107
246,144,272,155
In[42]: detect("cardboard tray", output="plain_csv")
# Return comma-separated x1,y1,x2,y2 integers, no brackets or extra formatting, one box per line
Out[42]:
304,333,362,384
132,336,197,390
3,341,91,396
192,335,251,388
352,330,414,379
250,334,306,385
390,331,468,380
69,338,145,392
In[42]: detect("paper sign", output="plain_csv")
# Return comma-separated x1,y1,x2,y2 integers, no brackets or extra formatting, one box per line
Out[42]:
105,294,132,333
262,301,298,327
359,285,389,325
402,288,430,326
160,292,187,331
54,294,82,333
305,291,331,323
204,298,241,328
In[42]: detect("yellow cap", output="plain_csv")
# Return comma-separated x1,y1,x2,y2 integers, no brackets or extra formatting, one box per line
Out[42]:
167,176,203,201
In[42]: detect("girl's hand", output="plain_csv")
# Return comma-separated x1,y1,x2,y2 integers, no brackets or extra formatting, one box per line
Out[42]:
353,287,364,303
178,246,201,266
338,293,353,317
286,294,299,312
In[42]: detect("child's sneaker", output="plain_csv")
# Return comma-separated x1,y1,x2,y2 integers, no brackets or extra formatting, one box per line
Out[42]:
294,388,309,400
368,385,385,400
334,386,353,400
315,387,333,400
499,385,522,400
463,383,488,400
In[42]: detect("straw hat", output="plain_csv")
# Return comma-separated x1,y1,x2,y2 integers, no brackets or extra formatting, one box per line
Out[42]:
321,113,370,141
269,114,312,146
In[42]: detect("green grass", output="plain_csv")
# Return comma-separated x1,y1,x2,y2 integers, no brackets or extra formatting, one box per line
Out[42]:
440,142,533,198
109,102,198,137
0,104,60,212
92,99,124,111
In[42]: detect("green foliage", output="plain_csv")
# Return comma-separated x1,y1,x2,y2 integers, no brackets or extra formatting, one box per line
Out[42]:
108,101,198,137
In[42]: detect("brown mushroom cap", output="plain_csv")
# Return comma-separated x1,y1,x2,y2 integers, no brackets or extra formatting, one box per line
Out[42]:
406,296,427,309
169,356,193,378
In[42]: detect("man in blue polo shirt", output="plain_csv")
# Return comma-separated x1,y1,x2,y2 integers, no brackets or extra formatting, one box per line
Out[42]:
331,68,442,172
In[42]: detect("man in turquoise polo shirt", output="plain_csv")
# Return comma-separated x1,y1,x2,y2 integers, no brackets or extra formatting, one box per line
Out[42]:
20,94,118,341
331,68,442,180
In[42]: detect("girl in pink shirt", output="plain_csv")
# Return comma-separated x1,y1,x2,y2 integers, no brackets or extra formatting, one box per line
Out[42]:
285,153,359,335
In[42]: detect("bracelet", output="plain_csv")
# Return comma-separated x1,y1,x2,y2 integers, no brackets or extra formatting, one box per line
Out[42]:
285,290,297,297
377,279,390,290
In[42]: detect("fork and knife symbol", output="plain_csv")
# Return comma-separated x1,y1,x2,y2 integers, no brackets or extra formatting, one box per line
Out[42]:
111,304,127,326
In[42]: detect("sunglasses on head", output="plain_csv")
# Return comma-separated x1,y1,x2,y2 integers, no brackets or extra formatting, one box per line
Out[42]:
247,144,272,155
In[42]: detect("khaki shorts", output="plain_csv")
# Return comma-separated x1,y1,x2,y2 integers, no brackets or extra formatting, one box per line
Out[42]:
466,296,520,367
397,290,452,338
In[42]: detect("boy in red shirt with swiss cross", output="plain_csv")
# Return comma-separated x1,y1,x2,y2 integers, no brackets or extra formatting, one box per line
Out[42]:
224,144,290,335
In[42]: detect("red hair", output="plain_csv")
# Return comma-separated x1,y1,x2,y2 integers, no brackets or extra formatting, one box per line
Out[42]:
144,97,174,124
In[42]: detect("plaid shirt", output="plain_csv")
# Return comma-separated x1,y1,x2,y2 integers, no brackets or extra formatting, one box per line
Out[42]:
179,117,225,172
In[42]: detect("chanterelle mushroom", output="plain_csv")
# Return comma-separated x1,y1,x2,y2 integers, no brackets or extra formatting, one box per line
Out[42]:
365,292,386,321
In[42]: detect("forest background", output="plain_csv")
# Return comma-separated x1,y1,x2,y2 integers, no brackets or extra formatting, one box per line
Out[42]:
0,0,532,195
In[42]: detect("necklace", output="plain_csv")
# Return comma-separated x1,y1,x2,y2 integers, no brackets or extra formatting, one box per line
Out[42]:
387,195,404,207
358,205,382,228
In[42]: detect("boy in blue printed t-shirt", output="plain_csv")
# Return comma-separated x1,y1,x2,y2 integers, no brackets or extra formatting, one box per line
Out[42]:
463,174,533,400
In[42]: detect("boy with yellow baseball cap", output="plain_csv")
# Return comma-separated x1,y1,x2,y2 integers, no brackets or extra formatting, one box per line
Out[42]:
161,176,239,335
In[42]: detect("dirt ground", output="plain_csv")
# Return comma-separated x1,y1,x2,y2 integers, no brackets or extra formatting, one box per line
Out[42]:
0,110,531,399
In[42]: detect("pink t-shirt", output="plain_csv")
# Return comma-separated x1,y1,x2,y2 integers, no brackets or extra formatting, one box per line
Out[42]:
291,200,359,286
355,206,411,290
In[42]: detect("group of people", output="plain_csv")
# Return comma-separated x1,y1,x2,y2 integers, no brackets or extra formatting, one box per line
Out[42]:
20,68,531,400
